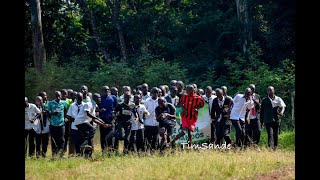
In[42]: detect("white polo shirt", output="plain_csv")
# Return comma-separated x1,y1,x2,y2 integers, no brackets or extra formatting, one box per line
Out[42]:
131,104,149,130
230,94,254,121
67,102,93,126
25,103,41,130
144,97,159,126
269,95,286,108
33,106,50,134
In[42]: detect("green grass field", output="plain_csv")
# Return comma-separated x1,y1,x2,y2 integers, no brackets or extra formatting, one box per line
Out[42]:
25,129,295,180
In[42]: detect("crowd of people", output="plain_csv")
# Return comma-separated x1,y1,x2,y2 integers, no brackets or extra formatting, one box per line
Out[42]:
25,80,286,159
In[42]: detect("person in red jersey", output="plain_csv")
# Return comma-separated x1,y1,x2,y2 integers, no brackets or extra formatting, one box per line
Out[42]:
170,84,205,146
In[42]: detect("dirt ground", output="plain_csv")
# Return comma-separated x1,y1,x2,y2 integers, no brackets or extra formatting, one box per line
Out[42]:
243,166,295,180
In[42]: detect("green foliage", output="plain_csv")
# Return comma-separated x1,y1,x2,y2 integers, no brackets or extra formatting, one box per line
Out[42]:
25,0,295,130
142,60,187,88
91,61,137,92
25,56,93,100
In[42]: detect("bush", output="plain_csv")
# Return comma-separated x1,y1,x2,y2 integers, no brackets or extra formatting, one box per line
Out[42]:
25,56,93,100
142,60,188,88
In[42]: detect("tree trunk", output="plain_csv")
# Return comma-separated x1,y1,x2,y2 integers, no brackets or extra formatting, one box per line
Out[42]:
235,0,252,55
76,0,112,63
106,0,128,61
30,0,46,71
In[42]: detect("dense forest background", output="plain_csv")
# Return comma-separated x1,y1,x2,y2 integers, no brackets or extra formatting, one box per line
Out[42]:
24,0,295,129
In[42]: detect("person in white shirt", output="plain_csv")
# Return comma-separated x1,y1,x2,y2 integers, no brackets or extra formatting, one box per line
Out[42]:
33,96,50,158
130,94,150,153
260,86,286,151
143,87,159,152
229,88,254,148
25,97,41,157
246,84,262,146
203,86,217,144
67,92,110,158
141,83,151,103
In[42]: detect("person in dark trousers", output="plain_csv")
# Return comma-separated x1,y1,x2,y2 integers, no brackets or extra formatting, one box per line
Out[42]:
114,92,135,154
202,86,216,144
143,87,160,153
246,84,262,147
229,88,254,148
65,91,77,156
98,86,118,155
67,92,111,158
260,86,286,151
211,88,233,146
155,97,176,150
47,91,67,159
61,89,71,154
170,85,205,146
129,94,149,153
25,97,40,158
33,96,50,158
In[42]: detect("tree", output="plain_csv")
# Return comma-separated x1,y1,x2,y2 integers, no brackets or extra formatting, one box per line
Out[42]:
236,0,252,55
30,0,46,71
76,0,112,63
105,0,128,61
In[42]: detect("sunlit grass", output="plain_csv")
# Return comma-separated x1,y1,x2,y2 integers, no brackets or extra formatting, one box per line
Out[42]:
26,130,295,179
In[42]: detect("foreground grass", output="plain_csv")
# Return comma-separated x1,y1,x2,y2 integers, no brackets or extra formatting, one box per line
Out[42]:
26,149,294,180
26,130,295,180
